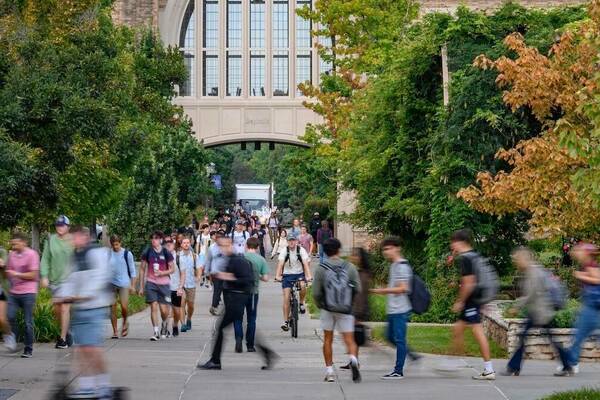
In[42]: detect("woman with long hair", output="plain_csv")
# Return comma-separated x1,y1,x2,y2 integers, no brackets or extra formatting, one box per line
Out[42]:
271,228,288,260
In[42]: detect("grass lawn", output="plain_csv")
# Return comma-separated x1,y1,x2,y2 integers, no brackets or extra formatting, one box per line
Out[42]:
539,388,600,400
372,325,507,359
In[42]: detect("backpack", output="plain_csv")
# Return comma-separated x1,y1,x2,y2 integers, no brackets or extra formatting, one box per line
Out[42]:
176,251,197,271
543,268,567,310
409,272,431,315
320,261,355,314
142,247,171,271
466,252,499,305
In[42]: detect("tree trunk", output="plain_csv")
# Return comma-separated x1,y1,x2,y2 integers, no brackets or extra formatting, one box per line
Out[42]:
31,223,41,251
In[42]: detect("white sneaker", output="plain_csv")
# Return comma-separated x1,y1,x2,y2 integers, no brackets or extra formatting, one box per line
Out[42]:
556,364,579,374
3,333,17,352
324,372,335,382
472,371,496,380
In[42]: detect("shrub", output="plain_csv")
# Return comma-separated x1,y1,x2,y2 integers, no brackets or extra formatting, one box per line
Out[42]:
540,388,600,400
501,299,579,328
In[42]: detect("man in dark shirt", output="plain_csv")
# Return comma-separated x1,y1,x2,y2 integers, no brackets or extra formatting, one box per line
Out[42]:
447,229,495,380
198,236,277,371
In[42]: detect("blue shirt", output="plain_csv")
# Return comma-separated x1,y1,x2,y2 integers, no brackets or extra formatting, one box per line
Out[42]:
178,250,198,289
110,249,136,288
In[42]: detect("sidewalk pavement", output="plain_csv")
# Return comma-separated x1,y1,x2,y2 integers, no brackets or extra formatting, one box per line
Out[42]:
1,260,599,400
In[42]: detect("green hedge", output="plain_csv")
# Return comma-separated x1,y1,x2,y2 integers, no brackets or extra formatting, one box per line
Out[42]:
501,299,579,329
540,389,600,400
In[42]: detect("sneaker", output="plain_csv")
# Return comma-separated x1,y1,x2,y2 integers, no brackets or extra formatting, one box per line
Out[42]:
472,371,496,380
247,346,256,353
160,322,168,339
181,324,188,333
300,303,306,314
209,306,218,316
281,321,290,332
324,372,336,382
172,326,179,337
55,338,68,349
339,362,351,370
68,388,98,399
186,320,192,330
198,360,222,370
150,331,160,341
65,332,74,347
556,364,579,374
381,371,404,380
554,367,574,377
235,340,243,353
21,348,32,358
3,333,17,352
350,360,361,383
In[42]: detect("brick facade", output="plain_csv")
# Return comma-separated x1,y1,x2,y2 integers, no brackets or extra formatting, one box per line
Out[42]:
112,0,587,27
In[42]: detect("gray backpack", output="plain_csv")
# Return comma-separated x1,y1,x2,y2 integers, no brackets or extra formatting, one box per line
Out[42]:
320,261,355,314
466,252,499,305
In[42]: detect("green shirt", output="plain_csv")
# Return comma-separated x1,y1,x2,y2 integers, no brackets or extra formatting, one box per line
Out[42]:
40,234,73,284
245,252,269,294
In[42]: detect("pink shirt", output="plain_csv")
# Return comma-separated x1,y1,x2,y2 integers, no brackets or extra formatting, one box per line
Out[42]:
298,233,313,254
7,248,40,294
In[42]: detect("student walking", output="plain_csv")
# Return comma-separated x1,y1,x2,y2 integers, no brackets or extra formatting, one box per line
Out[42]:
6,232,40,358
502,247,571,376
561,243,600,376
312,238,361,383
138,231,175,341
166,239,186,337
40,215,74,349
205,231,228,316
179,237,200,333
316,221,333,264
233,237,269,353
370,237,413,380
446,229,496,380
198,236,277,371
109,235,136,339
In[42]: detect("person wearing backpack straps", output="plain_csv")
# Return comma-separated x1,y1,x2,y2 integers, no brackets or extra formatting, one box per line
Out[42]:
275,235,312,332
180,237,202,333
138,231,175,341
447,229,495,380
501,247,571,377
312,238,361,383
370,237,415,380
109,235,136,339
231,220,249,256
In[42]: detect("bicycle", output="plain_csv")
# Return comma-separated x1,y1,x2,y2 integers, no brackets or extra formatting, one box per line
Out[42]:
288,279,303,338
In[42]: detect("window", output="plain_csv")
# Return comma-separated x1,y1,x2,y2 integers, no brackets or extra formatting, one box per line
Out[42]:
227,52,242,96
250,52,265,96
295,0,311,49
272,51,288,96
179,1,196,97
227,0,242,96
203,0,219,96
319,34,333,76
272,0,288,49
296,51,311,96
250,0,265,96
295,0,311,96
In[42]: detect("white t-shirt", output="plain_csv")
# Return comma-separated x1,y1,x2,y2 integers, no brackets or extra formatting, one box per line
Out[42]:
278,245,310,275
170,251,187,291
198,234,212,255
232,231,249,255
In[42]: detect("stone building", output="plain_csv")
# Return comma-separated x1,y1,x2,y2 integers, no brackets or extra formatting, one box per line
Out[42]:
112,0,586,249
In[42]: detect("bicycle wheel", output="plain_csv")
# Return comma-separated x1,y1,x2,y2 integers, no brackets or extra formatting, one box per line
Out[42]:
291,297,299,338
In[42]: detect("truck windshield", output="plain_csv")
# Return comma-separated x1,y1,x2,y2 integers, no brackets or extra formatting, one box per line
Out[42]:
242,199,267,212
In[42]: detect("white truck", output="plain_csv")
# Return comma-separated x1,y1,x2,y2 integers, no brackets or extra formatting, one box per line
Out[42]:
235,183,274,216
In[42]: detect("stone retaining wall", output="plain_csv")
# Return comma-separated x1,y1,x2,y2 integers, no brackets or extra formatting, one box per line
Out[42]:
482,301,600,362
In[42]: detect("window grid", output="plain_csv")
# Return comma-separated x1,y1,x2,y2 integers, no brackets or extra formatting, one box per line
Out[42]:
203,52,219,96
203,0,219,49
250,52,266,96
318,35,333,76
250,0,265,49
272,51,289,96
295,0,311,49
227,0,242,49
227,52,242,96
179,1,196,97
296,51,311,96
272,0,289,50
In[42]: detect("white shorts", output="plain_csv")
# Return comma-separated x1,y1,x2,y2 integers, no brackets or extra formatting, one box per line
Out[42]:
320,309,354,333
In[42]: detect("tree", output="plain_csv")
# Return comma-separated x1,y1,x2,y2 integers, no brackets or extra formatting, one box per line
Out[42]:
459,1,600,238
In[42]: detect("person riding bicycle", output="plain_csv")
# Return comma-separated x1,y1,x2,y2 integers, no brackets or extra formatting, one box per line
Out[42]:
275,235,312,332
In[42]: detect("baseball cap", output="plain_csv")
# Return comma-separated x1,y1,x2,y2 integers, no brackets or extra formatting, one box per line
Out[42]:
55,215,70,226
314,212,320,216
288,234,299,241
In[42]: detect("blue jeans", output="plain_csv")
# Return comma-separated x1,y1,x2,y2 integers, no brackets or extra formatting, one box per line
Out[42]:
507,317,569,371
387,312,410,374
569,302,600,365
318,245,325,264
8,293,36,351
234,294,259,347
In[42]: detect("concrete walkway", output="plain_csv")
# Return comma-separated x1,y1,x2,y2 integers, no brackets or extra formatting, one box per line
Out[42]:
1,259,599,400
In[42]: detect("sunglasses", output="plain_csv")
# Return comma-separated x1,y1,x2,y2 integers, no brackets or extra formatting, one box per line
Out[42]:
164,240,174,244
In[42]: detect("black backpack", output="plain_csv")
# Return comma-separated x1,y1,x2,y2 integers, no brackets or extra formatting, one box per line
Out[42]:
123,249,133,279
284,246,302,265
409,272,431,315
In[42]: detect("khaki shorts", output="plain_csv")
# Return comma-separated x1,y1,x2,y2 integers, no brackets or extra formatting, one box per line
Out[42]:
50,283,68,302
320,309,355,333
184,287,196,303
